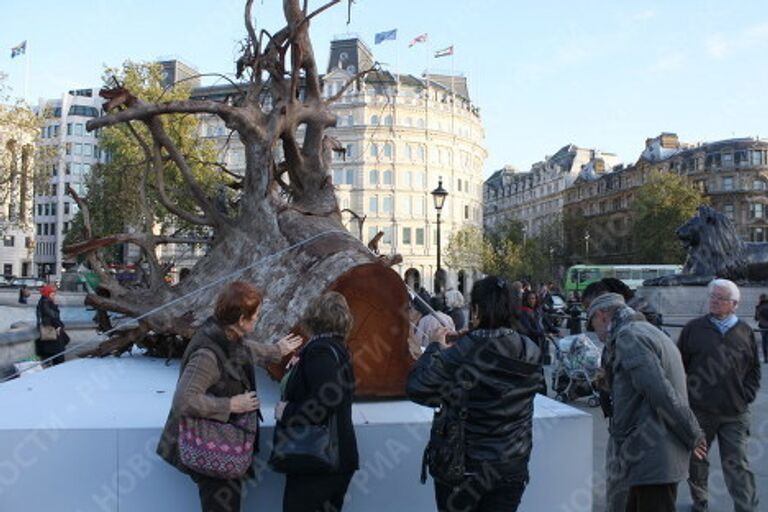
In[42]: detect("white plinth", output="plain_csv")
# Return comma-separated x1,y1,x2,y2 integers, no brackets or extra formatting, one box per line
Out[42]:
0,356,592,512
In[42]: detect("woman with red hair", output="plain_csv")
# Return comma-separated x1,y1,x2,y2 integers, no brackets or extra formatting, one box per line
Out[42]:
35,284,69,366
157,280,302,512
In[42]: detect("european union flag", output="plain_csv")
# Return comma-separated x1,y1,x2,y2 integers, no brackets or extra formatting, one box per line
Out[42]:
375,29,397,45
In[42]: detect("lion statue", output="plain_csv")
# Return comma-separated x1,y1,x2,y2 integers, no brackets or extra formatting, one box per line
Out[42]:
644,205,768,286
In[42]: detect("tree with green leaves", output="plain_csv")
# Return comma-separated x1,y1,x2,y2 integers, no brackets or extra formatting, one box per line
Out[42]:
630,170,707,263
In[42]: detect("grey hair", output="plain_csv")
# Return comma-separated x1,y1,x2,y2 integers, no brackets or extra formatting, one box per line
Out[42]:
587,293,626,320
445,289,464,309
708,278,740,303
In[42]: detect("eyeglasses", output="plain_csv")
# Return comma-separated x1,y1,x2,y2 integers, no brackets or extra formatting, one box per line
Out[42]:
709,294,735,304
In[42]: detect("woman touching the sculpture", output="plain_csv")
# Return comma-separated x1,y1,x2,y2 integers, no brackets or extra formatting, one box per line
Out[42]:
157,281,302,512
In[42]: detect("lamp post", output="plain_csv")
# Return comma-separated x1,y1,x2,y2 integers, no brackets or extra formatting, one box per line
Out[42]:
431,177,448,294
584,230,591,263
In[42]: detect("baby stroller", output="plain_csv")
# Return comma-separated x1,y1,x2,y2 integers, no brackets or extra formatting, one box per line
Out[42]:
551,334,602,407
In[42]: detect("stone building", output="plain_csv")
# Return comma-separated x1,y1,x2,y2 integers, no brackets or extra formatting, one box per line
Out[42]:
563,133,768,262
0,104,37,278
483,145,619,237
191,38,488,294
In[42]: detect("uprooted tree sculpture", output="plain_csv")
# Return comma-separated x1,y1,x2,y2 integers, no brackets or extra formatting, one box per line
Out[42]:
64,0,411,397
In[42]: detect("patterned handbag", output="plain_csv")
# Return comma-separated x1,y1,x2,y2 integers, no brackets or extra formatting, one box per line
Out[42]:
178,410,259,479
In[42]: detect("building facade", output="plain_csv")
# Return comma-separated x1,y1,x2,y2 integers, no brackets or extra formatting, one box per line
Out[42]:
562,133,768,262
0,105,37,278
192,39,488,294
483,145,619,237
35,89,105,278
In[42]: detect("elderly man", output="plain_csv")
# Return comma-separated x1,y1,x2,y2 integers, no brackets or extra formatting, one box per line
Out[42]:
589,293,705,512
678,279,761,512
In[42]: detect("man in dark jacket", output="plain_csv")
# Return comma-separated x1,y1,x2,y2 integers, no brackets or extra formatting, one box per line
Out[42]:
755,293,768,363
678,279,761,512
589,293,705,512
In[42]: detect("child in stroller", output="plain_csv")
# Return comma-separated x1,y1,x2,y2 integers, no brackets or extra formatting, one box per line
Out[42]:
551,334,602,406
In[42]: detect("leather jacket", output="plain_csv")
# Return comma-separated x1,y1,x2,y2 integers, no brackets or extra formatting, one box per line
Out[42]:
406,328,544,474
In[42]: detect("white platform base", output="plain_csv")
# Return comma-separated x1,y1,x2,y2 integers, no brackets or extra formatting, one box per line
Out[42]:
0,356,592,511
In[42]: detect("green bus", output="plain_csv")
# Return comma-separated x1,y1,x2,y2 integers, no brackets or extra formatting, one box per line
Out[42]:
564,264,682,297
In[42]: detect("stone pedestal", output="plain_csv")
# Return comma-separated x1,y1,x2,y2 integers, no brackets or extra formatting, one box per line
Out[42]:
0,356,592,511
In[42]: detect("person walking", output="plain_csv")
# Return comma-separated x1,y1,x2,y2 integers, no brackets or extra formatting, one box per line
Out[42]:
407,276,544,512
18,284,30,304
678,279,761,512
275,292,358,512
35,284,69,366
755,293,768,363
157,281,301,512
588,293,705,512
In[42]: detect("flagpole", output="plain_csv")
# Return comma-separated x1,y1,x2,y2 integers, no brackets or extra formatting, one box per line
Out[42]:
24,43,30,104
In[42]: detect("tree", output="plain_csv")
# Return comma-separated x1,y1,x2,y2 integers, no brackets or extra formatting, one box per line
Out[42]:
64,0,410,397
444,227,487,273
630,170,707,263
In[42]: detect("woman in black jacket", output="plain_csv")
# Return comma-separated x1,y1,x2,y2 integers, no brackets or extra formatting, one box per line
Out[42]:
35,284,69,366
407,276,544,512
275,292,358,512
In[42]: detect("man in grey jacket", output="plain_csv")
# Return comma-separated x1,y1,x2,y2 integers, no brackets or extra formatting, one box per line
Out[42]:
589,293,706,512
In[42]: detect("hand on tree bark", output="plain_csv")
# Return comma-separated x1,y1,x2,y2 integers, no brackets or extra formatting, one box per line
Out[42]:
276,333,303,356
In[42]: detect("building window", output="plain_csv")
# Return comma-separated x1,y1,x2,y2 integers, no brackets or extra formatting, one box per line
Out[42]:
333,169,344,184
65,143,72,155
753,180,767,191
383,115,392,126
382,170,393,185
457,179,462,192
722,177,734,191
51,204,57,216
345,143,354,159
64,202,70,215
369,196,378,213
36,224,42,235
464,205,469,219
84,144,93,157
402,227,412,244
43,223,49,235
368,226,378,241
415,228,425,245
37,204,42,216
3,236,14,247
735,150,749,166
382,196,393,214
74,123,84,136
369,169,379,185
722,153,733,167
750,150,764,166
705,153,721,168
44,204,50,216
404,171,412,188
370,144,378,158
382,226,392,244
750,203,765,219
383,143,392,158
723,204,735,220
345,169,355,185
752,227,766,242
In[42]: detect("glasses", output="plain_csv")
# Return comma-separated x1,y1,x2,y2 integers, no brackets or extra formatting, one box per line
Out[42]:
709,294,735,303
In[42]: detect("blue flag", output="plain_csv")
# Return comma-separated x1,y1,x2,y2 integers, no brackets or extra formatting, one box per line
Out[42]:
11,40,26,58
375,29,397,44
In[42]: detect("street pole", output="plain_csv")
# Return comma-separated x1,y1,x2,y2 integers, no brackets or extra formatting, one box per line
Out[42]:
436,211,442,273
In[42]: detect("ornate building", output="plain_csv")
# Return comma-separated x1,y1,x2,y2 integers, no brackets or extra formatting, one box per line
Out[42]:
0,104,37,278
483,145,619,237
192,38,487,294
563,133,768,262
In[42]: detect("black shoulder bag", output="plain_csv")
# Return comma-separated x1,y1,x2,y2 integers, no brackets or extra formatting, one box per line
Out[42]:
421,378,471,486
268,342,347,474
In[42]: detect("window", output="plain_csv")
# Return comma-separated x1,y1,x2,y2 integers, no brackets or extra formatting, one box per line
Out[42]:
705,153,721,168
752,227,766,242
464,205,469,219
370,115,379,125
65,143,72,155
51,204,57,216
722,176,734,191
36,224,42,235
369,196,379,213
750,203,765,219
751,150,764,166
84,144,93,156
457,179,462,192
370,144,379,158
406,145,413,161
383,115,392,126
402,227,412,244
382,226,392,244
383,143,392,158
415,228,425,245
74,143,83,155
417,146,425,161
723,204,735,220
404,171,412,188
3,236,14,247
722,153,733,167
345,169,355,185
368,226,378,241
383,170,393,185
64,202,70,215
74,123,84,136
753,180,766,191
43,223,49,235
65,163,71,175
44,204,50,216
382,196,393,213
345,144,354,159
369,169,379,185
414,196,424,215
735,150,748,166
333,169,344,185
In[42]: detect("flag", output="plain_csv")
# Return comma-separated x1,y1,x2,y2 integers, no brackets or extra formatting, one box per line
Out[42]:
10,40,26,58
375,29,397,44
434,46,454,58
409,33,428,48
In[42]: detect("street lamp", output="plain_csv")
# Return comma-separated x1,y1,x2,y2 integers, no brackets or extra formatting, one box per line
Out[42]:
431,177,448,293
584,230,591,263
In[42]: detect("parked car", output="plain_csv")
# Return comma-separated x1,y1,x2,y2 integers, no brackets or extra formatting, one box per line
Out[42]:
0,275,12,287
9,277,46,289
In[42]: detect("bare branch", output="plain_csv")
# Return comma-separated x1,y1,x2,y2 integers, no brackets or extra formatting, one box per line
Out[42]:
325,64,379,105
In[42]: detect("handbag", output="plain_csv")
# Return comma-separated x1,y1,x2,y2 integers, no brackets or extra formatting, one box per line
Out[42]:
421,381,470,486
268,341,346,474
39,325,58,341
178,410,259,479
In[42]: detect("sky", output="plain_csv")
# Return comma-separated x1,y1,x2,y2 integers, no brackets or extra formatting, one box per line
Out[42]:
2,0,768,177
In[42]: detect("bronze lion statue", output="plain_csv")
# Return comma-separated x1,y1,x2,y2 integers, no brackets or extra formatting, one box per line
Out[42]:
644,205,768,286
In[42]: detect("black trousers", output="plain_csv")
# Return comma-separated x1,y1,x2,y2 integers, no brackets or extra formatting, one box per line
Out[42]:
434,473,527,512
625,483,677,512
283,472,354,512
192,474,243,512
